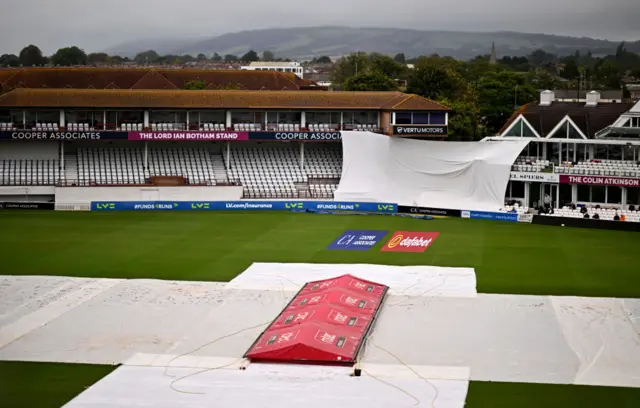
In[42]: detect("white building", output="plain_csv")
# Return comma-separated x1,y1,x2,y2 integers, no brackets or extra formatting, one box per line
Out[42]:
241,61,303,79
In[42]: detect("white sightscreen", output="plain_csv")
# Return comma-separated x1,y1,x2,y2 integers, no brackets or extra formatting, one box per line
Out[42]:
335,132,529,211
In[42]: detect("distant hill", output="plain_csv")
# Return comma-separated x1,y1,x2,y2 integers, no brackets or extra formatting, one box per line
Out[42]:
105,27,640,60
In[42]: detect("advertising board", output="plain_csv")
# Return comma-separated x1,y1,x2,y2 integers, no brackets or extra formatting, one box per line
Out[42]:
326,230,388,251
91,200,397,213
380,231,439,253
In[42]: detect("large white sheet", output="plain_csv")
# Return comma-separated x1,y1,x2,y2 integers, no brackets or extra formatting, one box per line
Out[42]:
335,132,528,211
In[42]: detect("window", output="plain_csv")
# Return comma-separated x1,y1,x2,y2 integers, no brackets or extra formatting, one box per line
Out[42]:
231,111,264,124
190,110,226,125
343,111,377,125
395,112,412,125
548,120,584,139
504,117,537,137
307,111,339,125
65,111,104,127
149,110,187,124
429,112,446,125
266,111,301,124
395,111,447,125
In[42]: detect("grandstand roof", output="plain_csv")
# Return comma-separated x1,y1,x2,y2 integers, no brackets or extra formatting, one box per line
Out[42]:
0,88,450,111
0,68,305,92
500,101,634,138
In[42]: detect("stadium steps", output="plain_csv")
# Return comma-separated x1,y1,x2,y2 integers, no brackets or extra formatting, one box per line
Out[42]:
210,153,230,184
64,153,78,184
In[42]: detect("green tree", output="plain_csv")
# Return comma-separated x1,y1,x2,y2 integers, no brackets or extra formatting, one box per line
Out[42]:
342,71,397,91
477,71,536,134
184,80,207,90
0,54,20,67
51,46,87,66
262,50,275,61
18,45,45,66
240,50,259,62
211,53,222,62
313,56,332,64
560,59,580,80
87,52,110,65
369,53,407,79
134,50,160,64
330,52,370,85
406,57,466,101
593,59,621,89
438,98,479,141
197,53,207,61
393,53,406,64
224,54,239,62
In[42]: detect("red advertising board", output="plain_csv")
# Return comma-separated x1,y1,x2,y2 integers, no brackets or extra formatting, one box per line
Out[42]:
128,131,248,141
380,231,439,253
559,175,640,187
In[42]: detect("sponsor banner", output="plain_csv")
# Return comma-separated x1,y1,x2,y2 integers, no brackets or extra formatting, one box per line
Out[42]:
326,230,388,251
463,210,518,222
308,201,397,213
0,131,128,140
248,132,342,141
381,231,439,253
0,201,55,210
510,172,559,183
91,201,397,213
392,125,447,136
128,131,248,141
397,205,461,217
518,213,534,223
559,175,640,187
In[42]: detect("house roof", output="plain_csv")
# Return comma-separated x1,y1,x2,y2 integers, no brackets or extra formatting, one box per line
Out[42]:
0,88,451,111
500,101,634,138
0,68,305,92
551,89,623,100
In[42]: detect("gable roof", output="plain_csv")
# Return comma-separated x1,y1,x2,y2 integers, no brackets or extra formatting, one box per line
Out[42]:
0,68,306,93
0,88,450,111
500,101,633,138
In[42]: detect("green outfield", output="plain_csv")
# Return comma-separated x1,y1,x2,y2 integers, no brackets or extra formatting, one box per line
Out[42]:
1,210,640,407
1,211,639,297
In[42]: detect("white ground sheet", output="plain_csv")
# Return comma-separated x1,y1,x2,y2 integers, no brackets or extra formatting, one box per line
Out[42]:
64,364,470,408
1,263,639,407
226,262,477,297
335,131,529,211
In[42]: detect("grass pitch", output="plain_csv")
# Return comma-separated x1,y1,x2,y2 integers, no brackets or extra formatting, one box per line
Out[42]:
1,211,639,298
1,210,640,407
0,361,115,408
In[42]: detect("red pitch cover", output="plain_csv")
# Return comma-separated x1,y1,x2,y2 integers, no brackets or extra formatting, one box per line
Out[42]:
245,274,388,364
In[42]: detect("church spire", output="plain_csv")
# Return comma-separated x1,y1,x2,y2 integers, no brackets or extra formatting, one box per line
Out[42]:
490,41,497,64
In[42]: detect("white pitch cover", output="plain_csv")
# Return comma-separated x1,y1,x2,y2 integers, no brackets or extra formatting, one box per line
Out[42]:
335,132,528,211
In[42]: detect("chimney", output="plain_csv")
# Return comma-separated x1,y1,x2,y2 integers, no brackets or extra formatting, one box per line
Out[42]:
539,90,555,106
585,90,600,107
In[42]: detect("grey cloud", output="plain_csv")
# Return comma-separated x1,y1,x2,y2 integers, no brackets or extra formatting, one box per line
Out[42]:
1,0,639,54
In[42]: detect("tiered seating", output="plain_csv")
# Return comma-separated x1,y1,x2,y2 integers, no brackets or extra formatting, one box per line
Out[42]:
546,206,640,222
147,148,215,184
353,124,380,132
151,123,187,131
226,146,304,198
309,184,339,198
512,156,550,172
274,123,301,132
0,122,16,131
304,147,342,178
67,123,93,131
77,147,215,185
117,123,143,131
224,145,343,198
0,160,60,185
32,123,59,131
200,123,226,131
308,123,337,131
233,123,262,131
78,148,145,185
499,204,528,214
555,159,640,177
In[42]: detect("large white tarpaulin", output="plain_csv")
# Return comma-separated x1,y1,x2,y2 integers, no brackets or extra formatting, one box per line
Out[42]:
335,132,528,211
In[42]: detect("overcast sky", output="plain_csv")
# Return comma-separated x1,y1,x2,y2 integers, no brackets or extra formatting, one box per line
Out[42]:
1,0,639,54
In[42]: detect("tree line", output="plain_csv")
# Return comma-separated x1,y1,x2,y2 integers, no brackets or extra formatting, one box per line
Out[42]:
0,45,304,67
330,45,640,140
